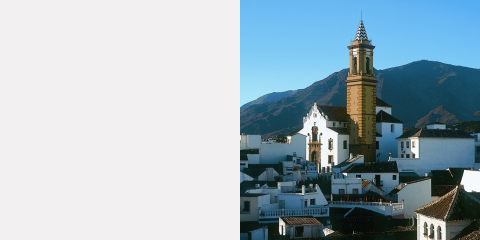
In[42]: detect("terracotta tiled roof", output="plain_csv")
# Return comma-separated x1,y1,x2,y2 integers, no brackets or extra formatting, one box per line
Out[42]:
376,97,392,107
376,110,403,123
328,127,349,135
317,106,348,122
432,185,461,197
452,220,480,240
397,128,476,139
361,179,371,188
281,216,321,225
342,161,398,174
415,186,480,221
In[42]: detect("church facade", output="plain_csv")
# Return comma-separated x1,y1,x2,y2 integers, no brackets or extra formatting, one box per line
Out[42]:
296,21,404,171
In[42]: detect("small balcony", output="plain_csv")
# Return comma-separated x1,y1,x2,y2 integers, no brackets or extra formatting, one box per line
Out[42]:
258,207,329,219
329,201,404,216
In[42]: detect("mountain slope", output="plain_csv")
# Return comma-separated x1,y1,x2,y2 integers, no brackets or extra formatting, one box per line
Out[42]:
240,90,300,110
240,60,480,138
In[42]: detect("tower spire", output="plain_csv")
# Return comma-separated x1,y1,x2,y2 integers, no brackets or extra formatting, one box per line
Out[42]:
354,20,369,41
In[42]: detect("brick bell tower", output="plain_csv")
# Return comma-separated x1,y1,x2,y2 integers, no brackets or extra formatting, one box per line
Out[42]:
346,20,377,162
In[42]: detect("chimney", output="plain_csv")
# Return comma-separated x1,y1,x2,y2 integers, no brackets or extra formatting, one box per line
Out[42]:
424,172,428,177
350,153,353,159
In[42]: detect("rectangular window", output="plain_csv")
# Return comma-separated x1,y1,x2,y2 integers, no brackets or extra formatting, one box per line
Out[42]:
391,124,394,132
343,140,347,149
243,201,250,212
333,122,336,127
401,141,404,148
412,141,415,148
393,175,397,180
356,175,361,178
352,189,359,194
406,141,410,148
376,141,379,150
406,154,410,158
328,155,333,164
328,139,333,150
344,123,347,127
339,189,345,194
413,153,415,158
401,154,404,158
310,199,315,205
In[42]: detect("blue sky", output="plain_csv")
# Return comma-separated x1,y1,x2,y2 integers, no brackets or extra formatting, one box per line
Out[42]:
240,1,480,107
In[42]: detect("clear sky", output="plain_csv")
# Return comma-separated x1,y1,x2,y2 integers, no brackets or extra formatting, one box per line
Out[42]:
240,1,480,107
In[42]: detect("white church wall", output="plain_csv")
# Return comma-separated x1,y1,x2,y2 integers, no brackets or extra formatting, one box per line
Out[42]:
337,134,350,165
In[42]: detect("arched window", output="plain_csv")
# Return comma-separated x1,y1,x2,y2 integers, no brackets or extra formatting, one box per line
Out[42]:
437,226,442,239
366,57,370,74
430,224,434,238
423,222,428,236
353,57,357,74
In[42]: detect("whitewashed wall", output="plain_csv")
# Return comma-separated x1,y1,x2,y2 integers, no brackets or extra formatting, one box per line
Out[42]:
376,122,403,162
396,138,475,174
331,176,362,194
240,194,270,222
344,172,398,194
259,134,306,164
460,170,480,192
397,179,431,218
417,214,447,240
240,172,254,183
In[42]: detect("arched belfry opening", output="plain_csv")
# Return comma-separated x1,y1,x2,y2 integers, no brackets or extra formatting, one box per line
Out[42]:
366,57,370,74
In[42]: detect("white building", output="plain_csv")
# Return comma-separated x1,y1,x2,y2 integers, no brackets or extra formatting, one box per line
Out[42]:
296,98,403,168
340,161,399,194
415,186,480,240
386,177,431,218
242,181,329,222
279,217,325,238
240,134,307,165
297,103,350,168
375,109,403,162
460,169,480,192
392,123,476,174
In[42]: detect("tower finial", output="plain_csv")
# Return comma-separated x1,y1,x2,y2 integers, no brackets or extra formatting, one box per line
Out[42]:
361,10,362,21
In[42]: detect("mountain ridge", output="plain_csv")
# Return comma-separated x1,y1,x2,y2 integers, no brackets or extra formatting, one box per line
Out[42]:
240,60,480,138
